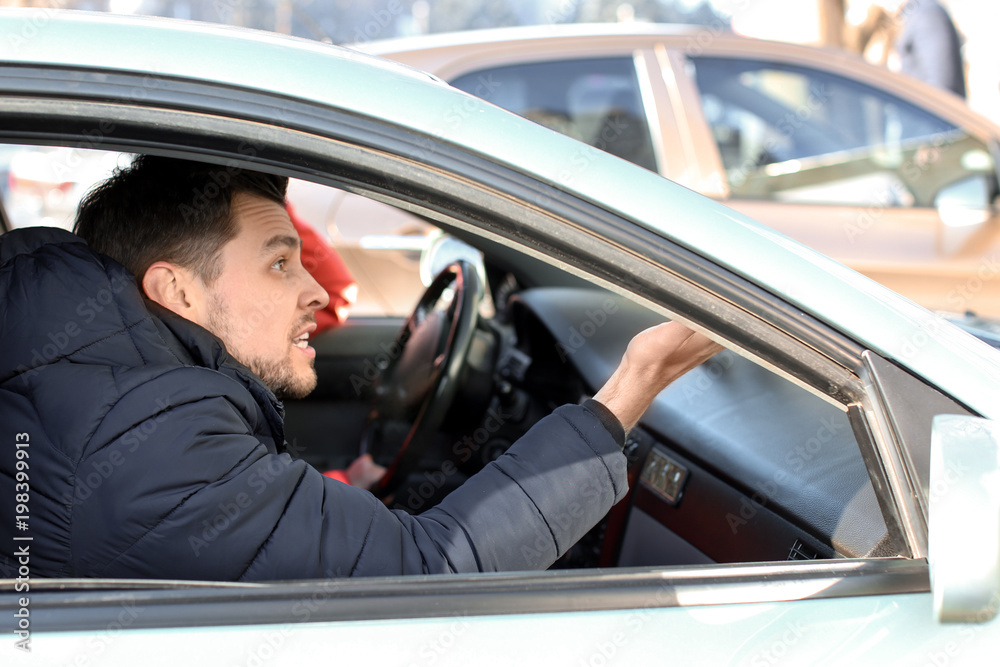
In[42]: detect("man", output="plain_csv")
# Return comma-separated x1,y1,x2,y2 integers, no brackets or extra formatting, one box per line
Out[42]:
848,0,966,98
0,155,720,581
894,0,966,98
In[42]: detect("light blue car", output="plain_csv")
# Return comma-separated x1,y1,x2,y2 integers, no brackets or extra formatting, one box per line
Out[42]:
1,9,999,666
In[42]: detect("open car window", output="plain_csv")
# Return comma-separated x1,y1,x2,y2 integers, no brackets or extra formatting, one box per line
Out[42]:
1,142,894,573
1,148,433,320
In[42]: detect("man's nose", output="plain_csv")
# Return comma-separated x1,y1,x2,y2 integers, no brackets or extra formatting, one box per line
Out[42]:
302,271,330,312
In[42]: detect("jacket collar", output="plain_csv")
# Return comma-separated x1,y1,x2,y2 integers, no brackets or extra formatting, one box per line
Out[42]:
146,300,287,448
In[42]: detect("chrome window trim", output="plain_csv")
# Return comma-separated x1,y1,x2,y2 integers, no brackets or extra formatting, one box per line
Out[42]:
1,559,929,632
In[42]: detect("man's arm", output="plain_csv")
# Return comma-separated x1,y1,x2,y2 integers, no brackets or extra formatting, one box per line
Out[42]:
73,324,718,581
594,322,724,432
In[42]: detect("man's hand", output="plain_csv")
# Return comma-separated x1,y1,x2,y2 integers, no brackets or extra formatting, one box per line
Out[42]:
346,454,387,490
593,322,723,432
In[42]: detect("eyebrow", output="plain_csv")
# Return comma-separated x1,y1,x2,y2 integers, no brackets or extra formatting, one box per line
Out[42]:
260,234,302,255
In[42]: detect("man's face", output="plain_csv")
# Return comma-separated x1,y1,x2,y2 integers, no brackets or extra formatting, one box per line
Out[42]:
200,193,329,398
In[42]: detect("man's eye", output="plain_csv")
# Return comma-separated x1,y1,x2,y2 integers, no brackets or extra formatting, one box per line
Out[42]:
272,258,286,271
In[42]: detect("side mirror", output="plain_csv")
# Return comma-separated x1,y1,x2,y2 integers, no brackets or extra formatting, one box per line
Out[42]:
928,414,1000,623
935,174,992,229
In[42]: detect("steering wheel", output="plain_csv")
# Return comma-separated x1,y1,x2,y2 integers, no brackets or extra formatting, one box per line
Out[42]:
361,261,481,499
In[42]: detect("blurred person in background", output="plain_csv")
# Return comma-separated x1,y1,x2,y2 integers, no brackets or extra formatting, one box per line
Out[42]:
847,0,966,98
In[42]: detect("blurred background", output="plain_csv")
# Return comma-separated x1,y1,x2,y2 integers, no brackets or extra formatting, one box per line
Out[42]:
1,1,997,125
3,0,1000,322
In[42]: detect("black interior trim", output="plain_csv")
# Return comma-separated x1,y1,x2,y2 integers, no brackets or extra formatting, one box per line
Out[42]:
866,352,975,510
630,439,834,563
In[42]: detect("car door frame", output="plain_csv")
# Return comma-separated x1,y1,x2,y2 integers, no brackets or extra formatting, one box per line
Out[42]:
0,55,989,654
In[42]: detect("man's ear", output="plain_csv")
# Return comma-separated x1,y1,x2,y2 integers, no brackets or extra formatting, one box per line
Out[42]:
142,261,208,325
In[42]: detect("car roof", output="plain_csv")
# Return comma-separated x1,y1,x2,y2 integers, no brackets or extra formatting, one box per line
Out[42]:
3,9,1000,417
354,21,710,52
352,21,1000,138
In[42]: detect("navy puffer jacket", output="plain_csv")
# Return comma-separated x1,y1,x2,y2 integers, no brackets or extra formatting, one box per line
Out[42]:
0,228,627,580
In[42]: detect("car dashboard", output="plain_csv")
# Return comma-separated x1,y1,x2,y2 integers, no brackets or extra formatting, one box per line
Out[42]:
498,287,893,569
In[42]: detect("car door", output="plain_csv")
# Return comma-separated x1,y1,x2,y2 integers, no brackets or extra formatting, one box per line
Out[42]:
668,50,1000,319
4,14,1000,664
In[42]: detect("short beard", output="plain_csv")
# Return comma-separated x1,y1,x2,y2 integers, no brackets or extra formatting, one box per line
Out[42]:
241,351,316,400
206,294,317,400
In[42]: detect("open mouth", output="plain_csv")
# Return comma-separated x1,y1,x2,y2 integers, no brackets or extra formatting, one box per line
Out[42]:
292,331,310,349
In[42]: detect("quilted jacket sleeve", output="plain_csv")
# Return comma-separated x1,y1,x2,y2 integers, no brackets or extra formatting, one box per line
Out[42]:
77,394,627,580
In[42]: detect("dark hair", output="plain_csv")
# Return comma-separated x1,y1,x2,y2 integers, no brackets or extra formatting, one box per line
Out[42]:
74,155,288,286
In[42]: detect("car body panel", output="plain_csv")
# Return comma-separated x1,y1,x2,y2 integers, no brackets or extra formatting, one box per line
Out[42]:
3,11,1000,664
4,590,999,666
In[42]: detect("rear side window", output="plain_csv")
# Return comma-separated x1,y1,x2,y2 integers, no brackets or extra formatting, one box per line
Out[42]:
451,57,658,172
689,57,995,208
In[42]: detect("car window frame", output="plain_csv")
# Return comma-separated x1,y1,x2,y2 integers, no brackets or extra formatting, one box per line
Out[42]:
0,61,951,629
684,55,987,209
668,44,1000,208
